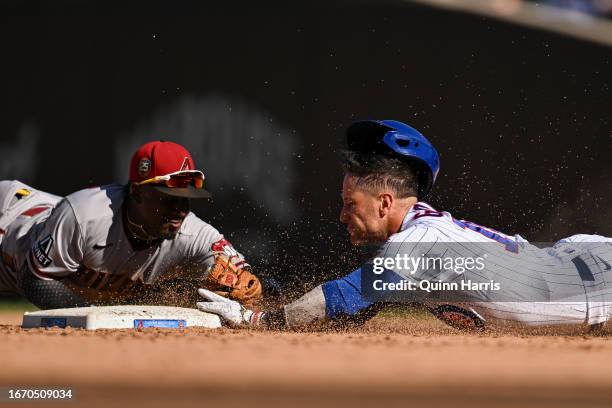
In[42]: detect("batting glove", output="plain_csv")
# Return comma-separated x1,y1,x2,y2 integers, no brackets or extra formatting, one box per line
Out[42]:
197,288,264,327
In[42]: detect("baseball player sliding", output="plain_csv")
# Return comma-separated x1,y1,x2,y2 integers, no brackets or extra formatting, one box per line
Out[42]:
0,141,263,309
198,120,612,332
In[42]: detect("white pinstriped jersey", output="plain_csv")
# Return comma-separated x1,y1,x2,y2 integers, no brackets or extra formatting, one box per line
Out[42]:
0,180,246,304
379,202,612,328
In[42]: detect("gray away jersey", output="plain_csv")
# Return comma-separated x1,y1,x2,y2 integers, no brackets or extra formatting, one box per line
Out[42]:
0,181,245,304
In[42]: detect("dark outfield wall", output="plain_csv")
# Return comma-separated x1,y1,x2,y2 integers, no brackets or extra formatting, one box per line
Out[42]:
1,0,610,294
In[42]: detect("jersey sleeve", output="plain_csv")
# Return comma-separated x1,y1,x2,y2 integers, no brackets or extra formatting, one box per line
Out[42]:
26,199,84,280
181,215,250,276
321,267,374,318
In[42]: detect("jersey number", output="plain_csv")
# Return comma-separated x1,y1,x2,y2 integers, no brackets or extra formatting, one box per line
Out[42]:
453,219,519,253
413,205,518,253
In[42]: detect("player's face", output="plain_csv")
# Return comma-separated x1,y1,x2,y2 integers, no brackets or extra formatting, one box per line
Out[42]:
339,175,387,246
135,186,190,240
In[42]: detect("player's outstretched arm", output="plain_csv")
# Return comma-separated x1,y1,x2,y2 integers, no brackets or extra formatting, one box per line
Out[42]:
197,277,386,330
199,286,324,329
199,285,337,330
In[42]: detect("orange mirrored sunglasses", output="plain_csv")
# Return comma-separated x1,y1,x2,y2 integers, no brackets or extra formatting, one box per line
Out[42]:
134,170,205,189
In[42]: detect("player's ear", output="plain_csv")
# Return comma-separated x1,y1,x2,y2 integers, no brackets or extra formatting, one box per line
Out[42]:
379,193,393,217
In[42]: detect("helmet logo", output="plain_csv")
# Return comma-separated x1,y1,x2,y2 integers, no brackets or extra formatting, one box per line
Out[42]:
138,158,151,176
180,157,191,171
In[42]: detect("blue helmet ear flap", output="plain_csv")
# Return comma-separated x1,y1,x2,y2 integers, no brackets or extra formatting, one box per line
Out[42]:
346,120,440,197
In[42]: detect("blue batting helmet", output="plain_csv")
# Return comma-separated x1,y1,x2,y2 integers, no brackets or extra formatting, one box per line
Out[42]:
346,120,440,197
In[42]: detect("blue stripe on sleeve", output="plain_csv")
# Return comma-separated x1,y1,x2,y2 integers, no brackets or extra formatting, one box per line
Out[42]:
322,267,374,318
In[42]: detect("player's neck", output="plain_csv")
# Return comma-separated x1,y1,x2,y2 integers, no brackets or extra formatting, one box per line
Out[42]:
123,199,158,244
388,197,418,235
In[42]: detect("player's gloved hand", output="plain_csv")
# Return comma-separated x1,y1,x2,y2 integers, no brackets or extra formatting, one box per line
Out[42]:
201,255,263,307
196,288,263,327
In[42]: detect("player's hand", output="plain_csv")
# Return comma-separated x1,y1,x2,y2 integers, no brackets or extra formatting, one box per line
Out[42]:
197,288,262,327
201,255,263,307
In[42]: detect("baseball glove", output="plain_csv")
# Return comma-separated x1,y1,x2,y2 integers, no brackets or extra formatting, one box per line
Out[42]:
202,255,262,306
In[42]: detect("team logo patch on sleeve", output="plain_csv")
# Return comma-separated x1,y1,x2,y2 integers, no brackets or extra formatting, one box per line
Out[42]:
211,238,239,258
211,238,248,268
32,235,54,267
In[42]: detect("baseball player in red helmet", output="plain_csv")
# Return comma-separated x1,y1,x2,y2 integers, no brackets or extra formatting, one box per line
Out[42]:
0,141,263,309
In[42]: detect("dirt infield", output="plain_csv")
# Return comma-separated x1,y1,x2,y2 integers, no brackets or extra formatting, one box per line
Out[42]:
2,311,612,408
